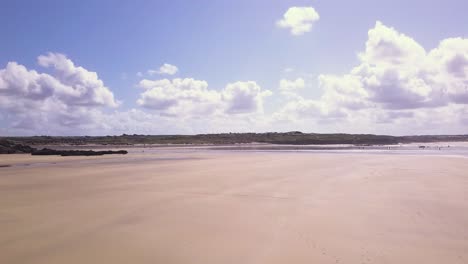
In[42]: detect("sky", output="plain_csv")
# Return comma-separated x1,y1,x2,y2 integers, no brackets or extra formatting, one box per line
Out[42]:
1,0,468,136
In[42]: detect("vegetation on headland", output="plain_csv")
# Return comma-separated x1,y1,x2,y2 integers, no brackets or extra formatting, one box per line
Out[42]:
1,132,468,151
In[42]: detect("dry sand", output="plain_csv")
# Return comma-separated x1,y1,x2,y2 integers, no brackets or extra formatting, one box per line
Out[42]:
1,151,468,264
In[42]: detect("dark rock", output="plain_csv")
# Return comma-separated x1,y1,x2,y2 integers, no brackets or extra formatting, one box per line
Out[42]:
1,139,127,156
31,148,128,156
0,140,37,154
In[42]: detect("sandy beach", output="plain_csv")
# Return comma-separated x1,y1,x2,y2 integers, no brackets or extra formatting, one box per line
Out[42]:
1,150,467,264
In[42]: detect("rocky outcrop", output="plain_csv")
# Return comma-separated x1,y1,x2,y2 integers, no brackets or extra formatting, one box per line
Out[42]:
1,140,127,156
0,140,36,154
31,148,128,156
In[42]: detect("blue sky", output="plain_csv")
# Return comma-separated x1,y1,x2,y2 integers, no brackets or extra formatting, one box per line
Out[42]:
1,0,468,135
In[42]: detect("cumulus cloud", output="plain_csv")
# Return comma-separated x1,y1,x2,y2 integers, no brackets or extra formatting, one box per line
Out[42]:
137,78,272,117
148,63,179,76
427,38,468,104
222,81,272,114
137,78,221,117
0,53,119,134
0,62,56,101
277,7,320,36
320,21,468,110
273,97,348,123
279,78,305,98
279,78,305,92
3,21,468,136
0,53,273,135
318,74,369,110
274,21,468,133
0,53,119,110
94,108,273,136
37,52,119,107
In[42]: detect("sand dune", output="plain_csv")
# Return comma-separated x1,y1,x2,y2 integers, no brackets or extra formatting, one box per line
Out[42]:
1,151,467,263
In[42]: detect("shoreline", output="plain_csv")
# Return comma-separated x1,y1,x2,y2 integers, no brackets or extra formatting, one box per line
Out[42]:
2,145,468,169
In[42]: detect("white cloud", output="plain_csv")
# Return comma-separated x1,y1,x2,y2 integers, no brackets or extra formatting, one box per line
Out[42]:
277,7,320,36
0,53,119,135
148,63,179,76
426,38,468,104
96,108,273,136
37,52,119,107
279,78,305,98
348,21,437,109
222,81,272,114
273,21,468,134
3,20,468,136
318,74,369,110
0,53,273,135
273,97,348,123
0,53,119,109
137,78,272,117
322,21,468,110
0,62,56,101
137,78,221,117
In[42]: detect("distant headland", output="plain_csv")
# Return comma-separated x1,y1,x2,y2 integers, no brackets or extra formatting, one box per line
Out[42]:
1,132,468,153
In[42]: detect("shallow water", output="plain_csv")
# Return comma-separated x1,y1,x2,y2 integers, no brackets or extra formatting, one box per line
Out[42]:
128,143,468,158
31,142,468,158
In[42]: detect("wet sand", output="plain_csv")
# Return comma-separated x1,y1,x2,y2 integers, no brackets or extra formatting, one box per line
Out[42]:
1,151,468,263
